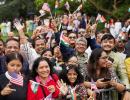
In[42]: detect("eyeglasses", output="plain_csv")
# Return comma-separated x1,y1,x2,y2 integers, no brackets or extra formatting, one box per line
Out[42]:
99,56,109,59
76,43,86,46
68,61,78,65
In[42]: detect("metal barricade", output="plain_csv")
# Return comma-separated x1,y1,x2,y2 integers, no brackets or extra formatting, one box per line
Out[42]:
96,87,119,100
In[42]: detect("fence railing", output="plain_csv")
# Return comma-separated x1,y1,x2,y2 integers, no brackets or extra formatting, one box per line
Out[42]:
95,87,119,100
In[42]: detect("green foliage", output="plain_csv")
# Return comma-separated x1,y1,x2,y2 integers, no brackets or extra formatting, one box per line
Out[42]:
34,0,45,9
0,0,129,21
112,4,129,19
83,1,97,15
0,0,35,22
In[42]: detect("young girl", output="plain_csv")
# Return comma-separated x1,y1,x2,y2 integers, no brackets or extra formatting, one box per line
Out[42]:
0,53,28,100
60,64,94,100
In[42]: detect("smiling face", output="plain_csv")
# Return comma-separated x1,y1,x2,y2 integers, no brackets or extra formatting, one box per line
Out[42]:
68,56,78,66
35,39,46,54
101,39,115,52
98,51,108,68
67,69,78,84
75,41,87,53
37,60,50,80
53,46,62,58
7,59,22,74
68,33,77,45
5,40,19,54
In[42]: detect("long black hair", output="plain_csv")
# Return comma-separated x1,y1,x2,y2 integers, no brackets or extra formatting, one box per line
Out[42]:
5,53,24,73
60,64,84,86
87,48,108,81
31,57,53,80
6,52,23,65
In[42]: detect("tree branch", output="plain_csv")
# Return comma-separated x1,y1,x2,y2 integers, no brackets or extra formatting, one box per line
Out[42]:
113,0,117,10
87,0,112,15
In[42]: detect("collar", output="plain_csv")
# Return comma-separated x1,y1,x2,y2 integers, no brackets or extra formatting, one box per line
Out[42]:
35,75,52,85
5,71,11,80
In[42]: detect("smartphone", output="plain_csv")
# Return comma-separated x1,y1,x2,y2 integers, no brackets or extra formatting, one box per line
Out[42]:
102,78,111,82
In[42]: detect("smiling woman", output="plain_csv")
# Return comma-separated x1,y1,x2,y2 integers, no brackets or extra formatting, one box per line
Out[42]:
84,48,125,100
27,57,60,100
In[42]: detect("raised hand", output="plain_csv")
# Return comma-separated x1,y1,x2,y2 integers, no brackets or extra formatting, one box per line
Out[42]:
57,79,68,95
14,21,24,32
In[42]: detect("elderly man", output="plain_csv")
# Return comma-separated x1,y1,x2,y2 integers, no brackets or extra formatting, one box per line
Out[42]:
75,37,88,78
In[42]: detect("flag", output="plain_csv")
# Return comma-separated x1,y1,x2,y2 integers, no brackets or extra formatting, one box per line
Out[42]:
46,31,53,38
96,13,101,21
100,15,106,23
30,80,39,93
55,0,59,9
60,32,70,47
42,3,51,12
118,31,126,40
9,72,23,86
55,0,59,15
76,4,82,11
73,4,82,14
64,1,70,11
44,93,53,100
70,89,77,100
39,9,45,16
96,13,106,23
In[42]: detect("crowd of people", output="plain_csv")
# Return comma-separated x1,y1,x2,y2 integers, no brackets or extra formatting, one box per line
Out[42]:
0,11,130,100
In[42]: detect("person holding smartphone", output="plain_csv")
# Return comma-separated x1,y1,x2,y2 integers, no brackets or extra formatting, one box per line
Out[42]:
84,48,125,100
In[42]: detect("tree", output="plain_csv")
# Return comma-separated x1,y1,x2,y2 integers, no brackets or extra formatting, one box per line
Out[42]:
0,0,35,21
86,0,130,19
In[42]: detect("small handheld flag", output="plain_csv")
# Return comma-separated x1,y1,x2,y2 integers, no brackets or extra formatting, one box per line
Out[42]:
30,80,40,93
44,93,53,100
73,4,82,14
42,3,51,12
60,32,70,47
65,1,70,11
39,9,45,17
96,13,106,23
9,72,23,87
